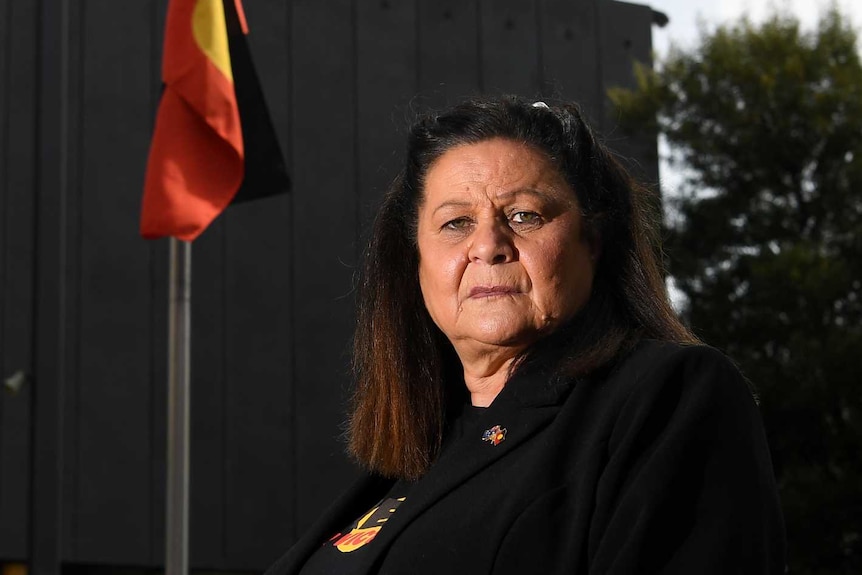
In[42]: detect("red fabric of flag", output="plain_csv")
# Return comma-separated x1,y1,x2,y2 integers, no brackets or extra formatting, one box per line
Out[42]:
141,0,246,241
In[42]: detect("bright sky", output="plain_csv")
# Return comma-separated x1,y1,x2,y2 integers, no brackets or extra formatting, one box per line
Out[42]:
649,0,862,57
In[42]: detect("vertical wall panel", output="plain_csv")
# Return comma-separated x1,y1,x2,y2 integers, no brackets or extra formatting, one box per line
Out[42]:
61,0,85,561
146,239,168,569
539,0,603,120
223,198,293,570
479,0,541,96
188,221,228,569
146,2,169,566
223,1,294,569
30,0,72,567
291,0,360,538
0,0,37,560
73,0,156,563
417,0,480,110
246,0,292,167
356,0,419,232
600,1,657,183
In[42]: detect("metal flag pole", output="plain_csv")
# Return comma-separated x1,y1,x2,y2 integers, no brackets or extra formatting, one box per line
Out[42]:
166,237,192,575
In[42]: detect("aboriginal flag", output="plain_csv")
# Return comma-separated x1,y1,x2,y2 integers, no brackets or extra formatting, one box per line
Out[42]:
141,0,289,241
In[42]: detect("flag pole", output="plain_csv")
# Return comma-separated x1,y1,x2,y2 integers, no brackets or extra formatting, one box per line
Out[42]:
166,237,192,575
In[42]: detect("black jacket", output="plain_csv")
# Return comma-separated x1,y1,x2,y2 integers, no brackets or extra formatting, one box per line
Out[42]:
266,340,786,574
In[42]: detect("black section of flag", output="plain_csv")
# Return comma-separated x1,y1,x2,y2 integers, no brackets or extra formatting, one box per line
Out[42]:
224,1,290,203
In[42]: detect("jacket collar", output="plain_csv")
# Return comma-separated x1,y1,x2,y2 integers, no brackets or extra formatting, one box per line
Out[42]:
362,366,580,564
270,365,582,574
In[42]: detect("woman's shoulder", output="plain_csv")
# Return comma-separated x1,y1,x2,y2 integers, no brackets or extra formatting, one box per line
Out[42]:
621,337,735,366
614,338,746,384
601,338,758,417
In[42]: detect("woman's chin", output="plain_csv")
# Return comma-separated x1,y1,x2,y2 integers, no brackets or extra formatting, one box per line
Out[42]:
453,323,543,356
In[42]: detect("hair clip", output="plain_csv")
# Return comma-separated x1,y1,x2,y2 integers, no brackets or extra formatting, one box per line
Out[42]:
532,101,550,109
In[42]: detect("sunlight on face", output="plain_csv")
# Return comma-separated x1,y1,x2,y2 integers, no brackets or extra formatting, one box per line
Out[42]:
416,138,597,361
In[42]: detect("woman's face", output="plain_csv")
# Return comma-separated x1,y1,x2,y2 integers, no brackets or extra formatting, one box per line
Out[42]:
416,138,597,359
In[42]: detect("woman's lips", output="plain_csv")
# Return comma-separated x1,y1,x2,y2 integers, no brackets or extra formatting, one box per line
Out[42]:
468,286,520,298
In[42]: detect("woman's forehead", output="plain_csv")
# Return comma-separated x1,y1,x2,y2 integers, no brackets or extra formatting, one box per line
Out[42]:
420,139,573,207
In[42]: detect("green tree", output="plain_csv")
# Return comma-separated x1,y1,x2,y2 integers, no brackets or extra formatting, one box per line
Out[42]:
610,8,862,574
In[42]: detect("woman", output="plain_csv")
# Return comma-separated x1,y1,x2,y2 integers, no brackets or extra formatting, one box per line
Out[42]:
267,96,786,574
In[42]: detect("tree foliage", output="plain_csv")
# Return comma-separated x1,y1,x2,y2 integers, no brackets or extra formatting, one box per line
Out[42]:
610,8,862,574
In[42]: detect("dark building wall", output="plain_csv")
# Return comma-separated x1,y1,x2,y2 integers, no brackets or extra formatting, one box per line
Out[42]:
0,0,656,570
0,0,39,562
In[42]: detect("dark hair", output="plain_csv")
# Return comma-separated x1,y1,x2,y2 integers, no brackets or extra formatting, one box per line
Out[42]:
350,96,697,480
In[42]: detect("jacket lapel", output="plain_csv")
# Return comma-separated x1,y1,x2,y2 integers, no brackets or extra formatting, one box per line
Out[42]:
373,369,577,545
268,369,580,574
265,473,393,575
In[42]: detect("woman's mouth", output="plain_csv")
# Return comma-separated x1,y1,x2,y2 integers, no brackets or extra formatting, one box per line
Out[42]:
469,286,520,298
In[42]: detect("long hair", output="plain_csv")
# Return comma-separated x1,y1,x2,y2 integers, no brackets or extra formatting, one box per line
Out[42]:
350,96,697,480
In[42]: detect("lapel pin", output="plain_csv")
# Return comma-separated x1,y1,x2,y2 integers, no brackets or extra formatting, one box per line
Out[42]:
482,425,507,446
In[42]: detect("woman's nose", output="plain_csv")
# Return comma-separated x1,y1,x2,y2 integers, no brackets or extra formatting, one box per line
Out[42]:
468,219,516,264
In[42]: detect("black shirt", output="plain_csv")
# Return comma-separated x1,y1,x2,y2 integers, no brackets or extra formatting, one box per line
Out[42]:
298,404,486,575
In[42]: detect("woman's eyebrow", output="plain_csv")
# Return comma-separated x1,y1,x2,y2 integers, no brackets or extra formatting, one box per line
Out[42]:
494,188,554,202
431,200,473,216
497,187,577,208
429,187,570,217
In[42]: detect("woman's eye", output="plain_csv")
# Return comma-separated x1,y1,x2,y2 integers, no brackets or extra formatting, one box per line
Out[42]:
510,211,542,225
443,217,472,230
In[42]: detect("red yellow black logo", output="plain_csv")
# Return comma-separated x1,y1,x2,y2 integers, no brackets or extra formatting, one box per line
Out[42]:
328,497,406,553
482,424,507,446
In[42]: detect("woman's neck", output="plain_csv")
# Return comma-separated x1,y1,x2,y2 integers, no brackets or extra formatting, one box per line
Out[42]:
460,354,517,407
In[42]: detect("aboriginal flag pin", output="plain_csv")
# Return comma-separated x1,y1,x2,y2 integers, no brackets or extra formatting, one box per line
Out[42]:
482,425,507,446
